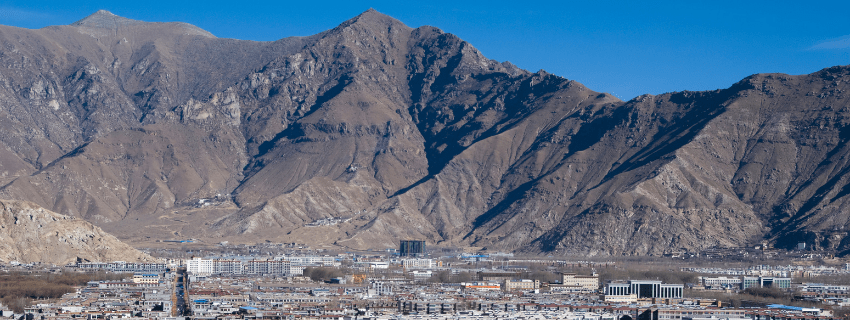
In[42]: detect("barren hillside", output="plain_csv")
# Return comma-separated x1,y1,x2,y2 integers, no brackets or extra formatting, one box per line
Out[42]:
0,200,157,264
0,9,848,255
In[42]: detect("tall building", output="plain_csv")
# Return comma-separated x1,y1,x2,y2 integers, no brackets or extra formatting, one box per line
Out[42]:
399,240,425,257
187,257,214,275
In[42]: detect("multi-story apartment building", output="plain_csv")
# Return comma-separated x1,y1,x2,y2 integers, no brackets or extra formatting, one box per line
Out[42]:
214,260,244,275
562,273,600,291
187,258,214,275
286,256,338,267
244,260,290,275
402,258,434,269
132,274,161,284
504,279,540,292
187,258,298,276
77,262,168,273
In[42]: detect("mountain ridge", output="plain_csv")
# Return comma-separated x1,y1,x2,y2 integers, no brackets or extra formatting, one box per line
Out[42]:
0,10,848,257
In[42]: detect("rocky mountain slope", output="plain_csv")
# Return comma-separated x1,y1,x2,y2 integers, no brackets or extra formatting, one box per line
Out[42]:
0,200,156,264
0,9,848,255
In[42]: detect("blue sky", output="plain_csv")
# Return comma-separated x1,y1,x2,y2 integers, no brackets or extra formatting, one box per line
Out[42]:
1,1,848,100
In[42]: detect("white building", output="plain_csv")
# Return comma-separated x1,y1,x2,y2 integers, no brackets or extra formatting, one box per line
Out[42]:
287,256,339,267
289,265,305,275
402,258,434,269
132,274,161,284
700,276,742,288
187,258,301,275
562,273,600,291
187,258,214,275
411,270,432,281
503,279,540,292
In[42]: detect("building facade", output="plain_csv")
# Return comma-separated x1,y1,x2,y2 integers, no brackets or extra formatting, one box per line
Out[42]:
399,240,425,257
187,258,296,275
187,258,214,275
286,256,338,267
504,279,540,292
562,273,599,291
132,274,160,284
701,276,742,288
604,280,683,299
742,276,791,290
214,260,244,275
402,258,434,269
77,262,167,273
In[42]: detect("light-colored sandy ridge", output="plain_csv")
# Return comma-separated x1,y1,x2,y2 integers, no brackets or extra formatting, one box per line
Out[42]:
0,200,157,264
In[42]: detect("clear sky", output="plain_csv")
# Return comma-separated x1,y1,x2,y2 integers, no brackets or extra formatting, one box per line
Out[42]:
1,1,848,100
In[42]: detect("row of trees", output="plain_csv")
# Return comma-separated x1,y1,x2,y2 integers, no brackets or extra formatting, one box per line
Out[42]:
0,271,128,313
684,287,819,308
302,267,348,282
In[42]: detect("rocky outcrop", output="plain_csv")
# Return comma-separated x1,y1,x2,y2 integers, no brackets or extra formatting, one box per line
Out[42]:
0,10,848,255
0,200,157,264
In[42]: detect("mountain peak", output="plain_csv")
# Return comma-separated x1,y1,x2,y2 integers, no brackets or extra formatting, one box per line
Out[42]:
357,8,385,19
91,9,116,16
71,10,143,28
70,10,215,38
337,8,410,31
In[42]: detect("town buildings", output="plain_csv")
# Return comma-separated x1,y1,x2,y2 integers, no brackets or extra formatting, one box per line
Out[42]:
3,251,848,320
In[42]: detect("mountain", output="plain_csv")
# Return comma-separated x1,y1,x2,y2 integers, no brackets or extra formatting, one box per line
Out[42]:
0,9,848,256
0,200,157,264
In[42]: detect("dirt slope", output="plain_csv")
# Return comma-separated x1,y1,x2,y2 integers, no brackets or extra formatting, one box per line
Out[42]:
0,200,156,264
